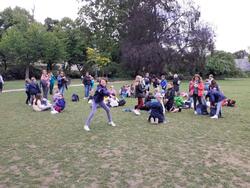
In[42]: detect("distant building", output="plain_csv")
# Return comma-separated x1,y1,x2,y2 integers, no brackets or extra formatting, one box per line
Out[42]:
235,58,250,72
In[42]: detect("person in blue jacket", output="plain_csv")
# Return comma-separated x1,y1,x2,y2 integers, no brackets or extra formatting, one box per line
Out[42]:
206,90,226,119
146,93,166,124
84,79,116,131
160,75,168,92
28,77,41,104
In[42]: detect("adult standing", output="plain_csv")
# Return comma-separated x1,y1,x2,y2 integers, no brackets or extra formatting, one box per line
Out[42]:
83,72,92,99
57,71,68,95
173,74,181,93
48,71,56,95
189,74,204,114
0,74,4,93
40,70,50,99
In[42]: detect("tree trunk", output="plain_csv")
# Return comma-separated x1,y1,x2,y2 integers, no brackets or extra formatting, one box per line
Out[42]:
25,64,30,79
4,60,7,71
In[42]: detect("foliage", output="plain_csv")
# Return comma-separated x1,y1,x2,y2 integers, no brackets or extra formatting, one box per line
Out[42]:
205,51,237,76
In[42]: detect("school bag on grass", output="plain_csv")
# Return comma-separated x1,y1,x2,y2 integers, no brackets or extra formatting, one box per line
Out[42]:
118,99,126,106
196,104,208,115
71,93,79,102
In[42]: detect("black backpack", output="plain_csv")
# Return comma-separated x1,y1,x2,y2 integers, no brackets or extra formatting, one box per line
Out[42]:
118,99,126,106
71,93,79,102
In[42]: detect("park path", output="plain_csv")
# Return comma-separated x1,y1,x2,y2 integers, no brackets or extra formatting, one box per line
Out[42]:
2,81,127,93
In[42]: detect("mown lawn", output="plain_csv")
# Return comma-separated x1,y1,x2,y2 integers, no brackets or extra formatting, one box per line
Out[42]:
0,79,250,187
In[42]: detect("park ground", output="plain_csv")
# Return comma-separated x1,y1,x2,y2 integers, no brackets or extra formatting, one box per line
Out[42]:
0,78,250,187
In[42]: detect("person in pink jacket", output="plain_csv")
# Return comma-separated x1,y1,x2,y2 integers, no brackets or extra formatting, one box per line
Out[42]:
189,74,204,114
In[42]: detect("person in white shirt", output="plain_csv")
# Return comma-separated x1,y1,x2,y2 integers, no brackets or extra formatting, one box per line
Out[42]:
0,74,4,93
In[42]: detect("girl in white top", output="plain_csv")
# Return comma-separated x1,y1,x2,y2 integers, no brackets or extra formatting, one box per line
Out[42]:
32,94,52,112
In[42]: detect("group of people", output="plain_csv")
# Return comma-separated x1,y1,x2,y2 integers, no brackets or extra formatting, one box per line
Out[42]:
25,70,67,114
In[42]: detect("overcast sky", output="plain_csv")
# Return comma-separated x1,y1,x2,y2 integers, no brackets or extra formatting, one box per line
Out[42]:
1,0,250,53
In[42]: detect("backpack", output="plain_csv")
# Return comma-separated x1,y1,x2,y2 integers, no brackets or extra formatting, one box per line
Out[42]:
71,94,79,102
210,105,222,117
196,104,208,115
118,99,126,106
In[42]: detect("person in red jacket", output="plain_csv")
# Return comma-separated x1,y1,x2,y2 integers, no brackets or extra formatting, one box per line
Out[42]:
189,74,204,114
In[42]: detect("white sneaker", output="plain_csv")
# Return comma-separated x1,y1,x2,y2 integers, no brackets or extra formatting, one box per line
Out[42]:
150,117,155,124
194,111,198,115
211,115,218,119
133,109,141,115
109,122,116,127
51,110,59,114
84,125,90,131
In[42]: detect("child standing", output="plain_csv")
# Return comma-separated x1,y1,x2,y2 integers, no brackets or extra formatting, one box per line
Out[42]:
29,77,41,104
133,75,145,115
173,74,181,93
160,75,168,93
164,82,175,112
189,74,204,114
0,74,4,93
25,79,31,105
84,79,116,131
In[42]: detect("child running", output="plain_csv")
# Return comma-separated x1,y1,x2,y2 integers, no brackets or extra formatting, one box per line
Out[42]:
84,79,116,131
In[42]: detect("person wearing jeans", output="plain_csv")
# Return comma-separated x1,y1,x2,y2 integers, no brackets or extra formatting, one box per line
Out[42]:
84,79,116,131
40,70,50,99
189,74,204,114
206,90,226,119
83,72,92,99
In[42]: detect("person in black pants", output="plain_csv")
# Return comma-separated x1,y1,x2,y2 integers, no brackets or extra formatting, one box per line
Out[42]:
164,82,175,112
25,79,31,105
189,74,204,114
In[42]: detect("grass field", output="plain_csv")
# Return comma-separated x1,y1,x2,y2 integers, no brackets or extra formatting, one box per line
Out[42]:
0,79,250,187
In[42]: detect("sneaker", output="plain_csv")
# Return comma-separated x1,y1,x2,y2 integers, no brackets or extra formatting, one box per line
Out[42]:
108,122,116,127
133,109,141,115
84,125,90,131
155,118,159,124
51,110,59,114
194,111,198,115
211,115,218,119
150,117,155,124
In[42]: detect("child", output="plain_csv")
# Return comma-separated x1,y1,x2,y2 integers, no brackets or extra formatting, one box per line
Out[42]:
164,82,175,112
173,74,181,93
109,85,117,96
189,74,204,114
146,93,166,124
40,70,50,99
0,74,4,93
133,75,145,115
206,90,226,119
29,77,41,104
160,75,168,92
25,79,31,105
84,79,116,131
32,94,52,112
57,71,68,95
49,71,56,95
173,92,184,112
51,92,66,114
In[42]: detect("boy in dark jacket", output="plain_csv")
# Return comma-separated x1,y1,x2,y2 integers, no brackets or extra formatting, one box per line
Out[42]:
28,77,41,104
164,82,175,112
146,93,165,124
84,79,116,131
206,90,226,119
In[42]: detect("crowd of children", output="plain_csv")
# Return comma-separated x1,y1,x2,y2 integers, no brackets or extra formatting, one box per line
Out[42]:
24,70,67,115
19,69,231,131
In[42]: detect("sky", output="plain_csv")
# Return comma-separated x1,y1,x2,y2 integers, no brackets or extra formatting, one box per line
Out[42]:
0,0,250,53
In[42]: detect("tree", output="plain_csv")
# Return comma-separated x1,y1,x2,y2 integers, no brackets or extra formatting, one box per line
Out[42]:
206,51,237,76
0,7,33,72
0,23,46,78
79,0,215,76
233,50,248,59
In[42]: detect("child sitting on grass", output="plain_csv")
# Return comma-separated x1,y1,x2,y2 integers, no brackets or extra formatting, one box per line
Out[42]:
32,94,52,112
146,93,166,124
51,90,66,114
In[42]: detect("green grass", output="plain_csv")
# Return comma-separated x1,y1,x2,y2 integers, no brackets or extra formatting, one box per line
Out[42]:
0,79,250,187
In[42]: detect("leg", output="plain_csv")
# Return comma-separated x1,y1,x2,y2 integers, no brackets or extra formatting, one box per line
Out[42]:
216,101,223,116
85,101,98,127
193,95,198,111
84,85,88,98
197,96,202,105
99,101,112,123
137,98,144,109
